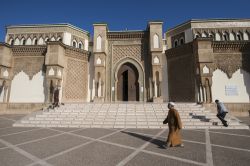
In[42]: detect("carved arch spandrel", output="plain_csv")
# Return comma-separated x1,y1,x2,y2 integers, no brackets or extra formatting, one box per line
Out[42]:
213,54,242,78
12,57,45,80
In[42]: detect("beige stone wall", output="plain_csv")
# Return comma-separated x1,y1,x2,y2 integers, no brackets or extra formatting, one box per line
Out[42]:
62,57,88,102
166,43,196,102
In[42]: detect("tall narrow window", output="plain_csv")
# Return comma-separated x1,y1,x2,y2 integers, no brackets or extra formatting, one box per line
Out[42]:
73,41,77,48
34,38,38,45
97,35,102,50
21,38,26,45
9,39,14,45
180,38,184,45
153,34,159,48
237,34,242,40
174,39,178,48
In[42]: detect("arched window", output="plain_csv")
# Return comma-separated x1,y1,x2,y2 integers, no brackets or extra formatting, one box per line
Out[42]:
174,39,178,48
243,32,249,40
72,40,77,48
229,32,235,41
51,37,56,41
26,38,32,45
57,37,62,41
14,38,20,45
179,37,184,45
215,33,221,41
153,34,159,48
21,38,26,45
9,39,14,45
33,38,38,45
201,32,207,38
222,33,229,41
194,33,201,39
38,37,44,45
45,37,49,42
78,41,83,49
236,33,242,41
208,32,215,40
97,35,102,50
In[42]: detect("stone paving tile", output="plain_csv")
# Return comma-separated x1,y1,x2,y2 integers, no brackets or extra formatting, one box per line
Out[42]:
72,128,116,139
0,142,6,148
0,128,60,145
210,132,250,150
47,142,133,166
51,127,80,132
18,133,90,159
209,129,250,136
160,129,206,143
212,146,250,166
0,127,36,137
125,152,196,166
102,130,151,148
0,119,14,128
0,114,26,121
0,148,33,166
144,136,206,163
124,129,162,136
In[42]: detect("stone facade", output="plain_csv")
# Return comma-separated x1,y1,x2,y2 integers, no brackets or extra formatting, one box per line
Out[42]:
0,19,249,109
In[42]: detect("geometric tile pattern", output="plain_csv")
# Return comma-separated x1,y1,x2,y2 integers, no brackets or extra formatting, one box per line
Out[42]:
64,58,88,102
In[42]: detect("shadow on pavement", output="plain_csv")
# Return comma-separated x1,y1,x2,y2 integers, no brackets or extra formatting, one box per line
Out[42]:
121,131,166,149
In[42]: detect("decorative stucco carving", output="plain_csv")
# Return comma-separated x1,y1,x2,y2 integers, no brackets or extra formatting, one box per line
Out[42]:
214,54,242,78
113,45,144,65
64,58,88,101
13,57,45,80
12,46,47,56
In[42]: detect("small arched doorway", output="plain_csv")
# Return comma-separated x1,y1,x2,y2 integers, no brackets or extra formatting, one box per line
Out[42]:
117,62,139,101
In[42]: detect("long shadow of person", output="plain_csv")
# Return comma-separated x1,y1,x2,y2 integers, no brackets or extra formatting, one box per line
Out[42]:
121,130,167,149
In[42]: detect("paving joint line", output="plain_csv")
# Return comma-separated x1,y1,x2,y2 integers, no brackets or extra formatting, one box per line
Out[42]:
205,129,214,166
27,128,125,166
211,143,250,152
0,128,83,151
116,129,166,166
0,138,52,166
0,128,42,138
141,149,206,166
208,130,250,138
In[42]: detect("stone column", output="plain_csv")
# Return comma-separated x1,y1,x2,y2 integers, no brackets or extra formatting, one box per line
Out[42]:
95,82,99,97
3,85,8,103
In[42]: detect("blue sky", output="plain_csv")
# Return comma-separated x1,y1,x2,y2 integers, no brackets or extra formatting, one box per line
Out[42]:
1,0,250,41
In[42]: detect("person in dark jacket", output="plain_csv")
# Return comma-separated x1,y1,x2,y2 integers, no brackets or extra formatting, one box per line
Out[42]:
215,99,228,127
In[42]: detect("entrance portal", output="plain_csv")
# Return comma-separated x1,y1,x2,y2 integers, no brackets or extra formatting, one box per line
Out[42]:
117,63,139,101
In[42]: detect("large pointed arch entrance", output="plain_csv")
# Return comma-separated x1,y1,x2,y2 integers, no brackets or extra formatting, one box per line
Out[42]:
113,58,145,102
117,63,139,101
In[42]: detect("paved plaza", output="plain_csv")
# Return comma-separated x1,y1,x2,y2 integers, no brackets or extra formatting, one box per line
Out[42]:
0,114,249,166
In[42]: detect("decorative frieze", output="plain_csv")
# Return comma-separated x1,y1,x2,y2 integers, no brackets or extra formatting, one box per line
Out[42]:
112,45,144,65
13,57,45,80
108,31,147,39
12,46,47,56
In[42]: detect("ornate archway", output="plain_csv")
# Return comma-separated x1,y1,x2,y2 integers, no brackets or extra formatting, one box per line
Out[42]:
113,58,145,101
117,63,139,101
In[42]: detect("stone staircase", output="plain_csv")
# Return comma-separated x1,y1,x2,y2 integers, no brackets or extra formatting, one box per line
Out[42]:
13,103,249,129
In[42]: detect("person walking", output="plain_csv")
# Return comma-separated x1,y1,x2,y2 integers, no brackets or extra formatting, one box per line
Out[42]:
215,99,229,127
163,102,184,148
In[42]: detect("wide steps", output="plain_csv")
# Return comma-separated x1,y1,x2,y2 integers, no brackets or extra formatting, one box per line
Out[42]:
13,103,249,129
